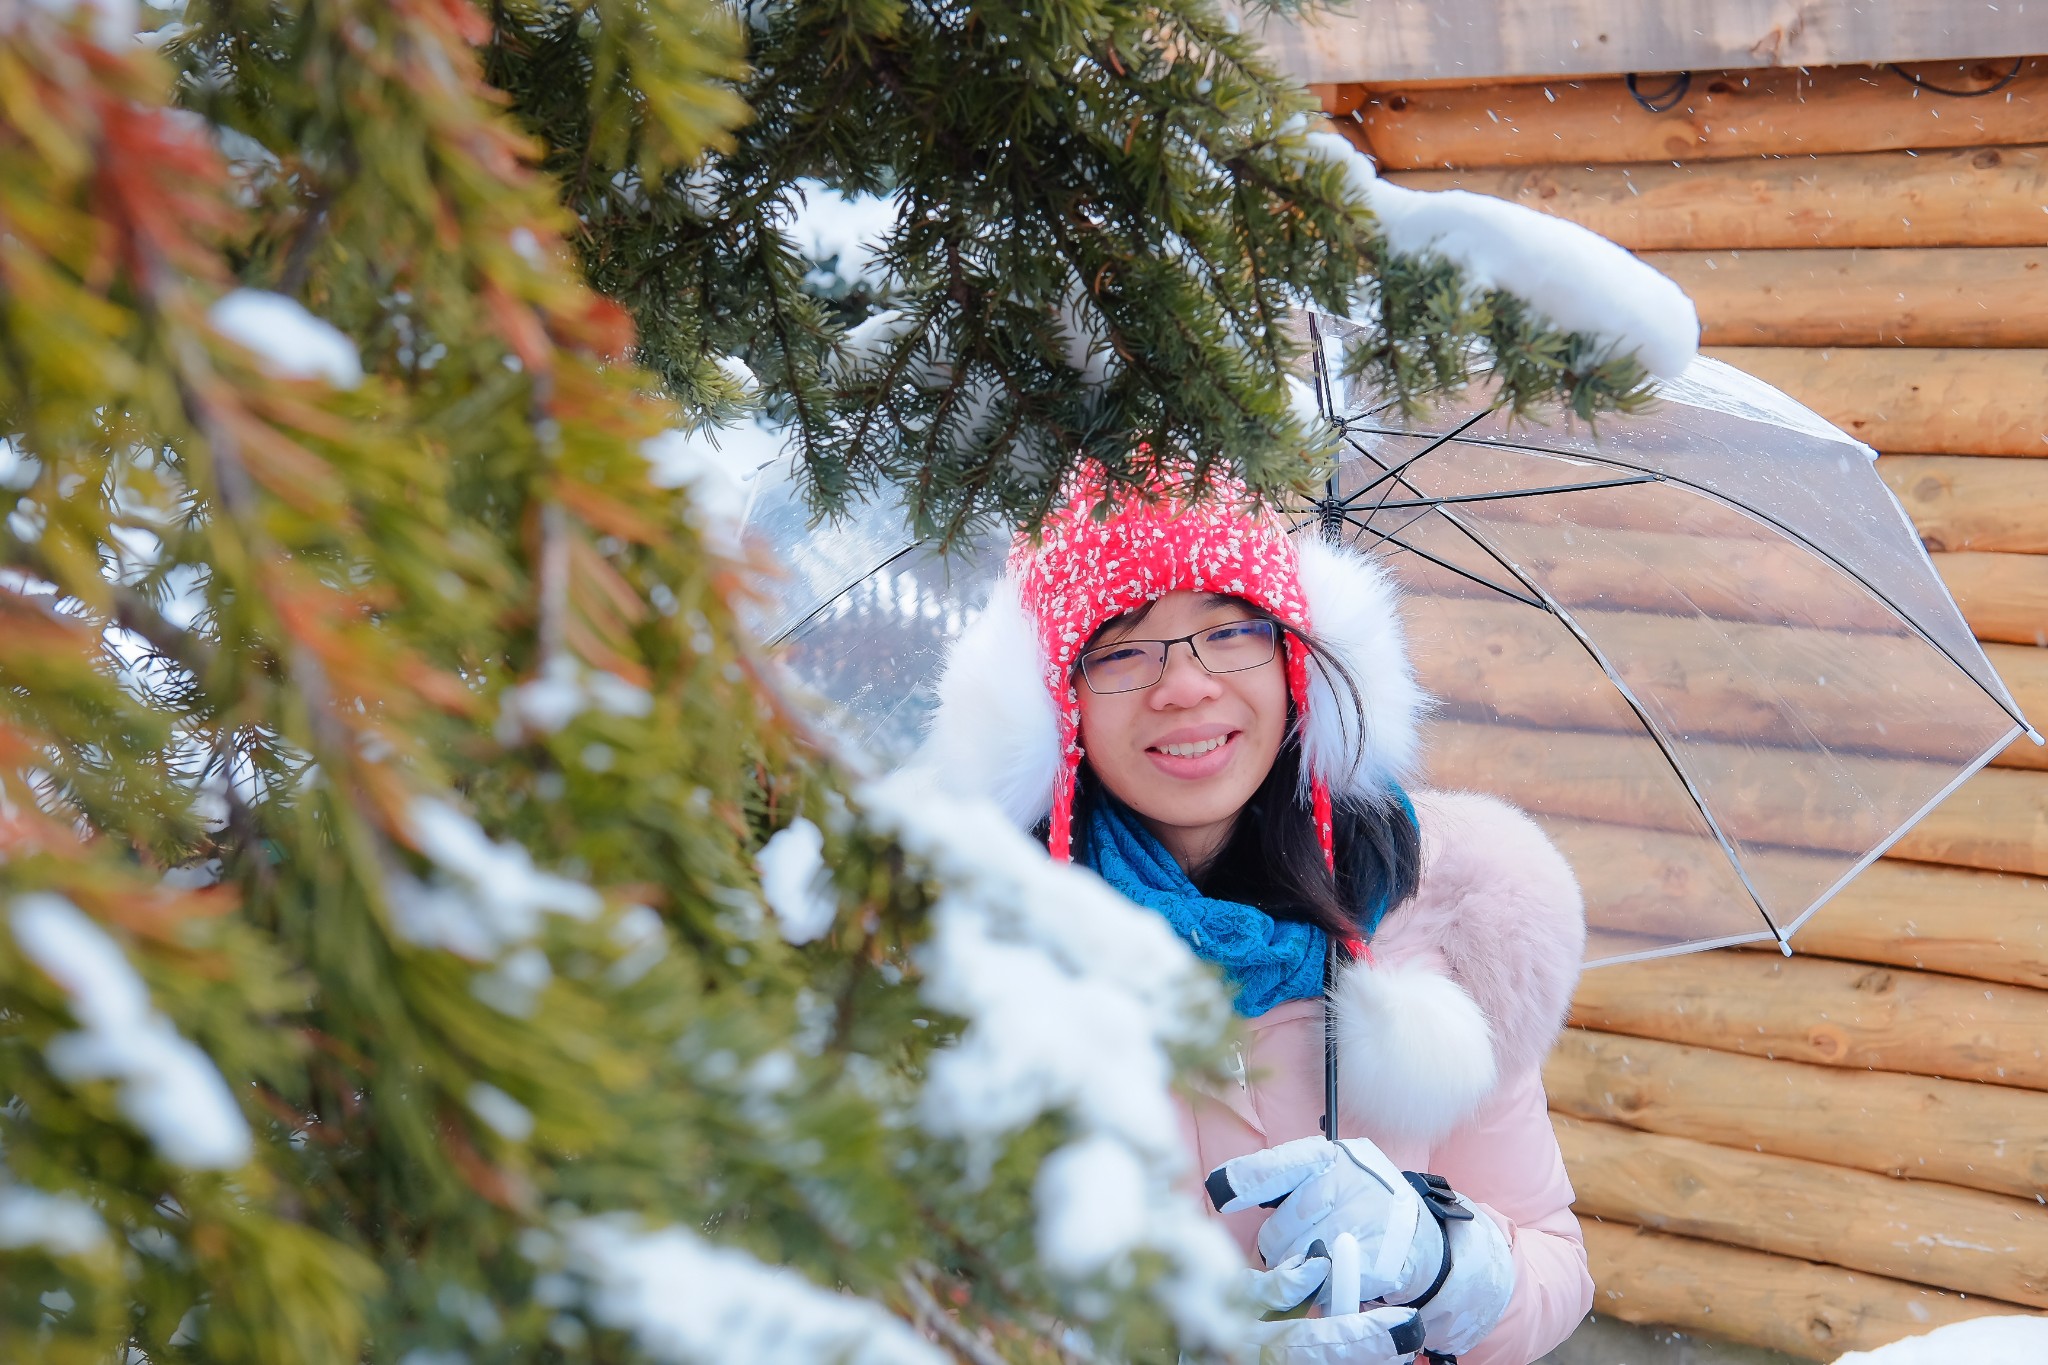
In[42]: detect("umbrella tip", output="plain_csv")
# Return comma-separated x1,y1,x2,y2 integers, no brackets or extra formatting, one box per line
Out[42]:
2029,728,2045,747
1778,938,1794,958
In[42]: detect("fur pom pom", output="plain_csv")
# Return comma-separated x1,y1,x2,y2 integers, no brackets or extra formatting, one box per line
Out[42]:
1293,537,1427,806
1329,958,1498,1144
912,577,1061,829
1376,791,1587,1082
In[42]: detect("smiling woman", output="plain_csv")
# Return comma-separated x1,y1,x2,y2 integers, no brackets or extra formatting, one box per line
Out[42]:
910,474,1596,1364
1076,597,1291,872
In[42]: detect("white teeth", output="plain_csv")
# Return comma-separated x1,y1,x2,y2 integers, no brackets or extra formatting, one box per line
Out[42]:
1159,736,1227,758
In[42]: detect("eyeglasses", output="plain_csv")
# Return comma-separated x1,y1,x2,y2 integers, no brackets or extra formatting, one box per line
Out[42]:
1076,618,1280,695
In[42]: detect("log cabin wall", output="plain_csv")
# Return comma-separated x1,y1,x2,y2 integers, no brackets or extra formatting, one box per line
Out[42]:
1316,60,2048,1361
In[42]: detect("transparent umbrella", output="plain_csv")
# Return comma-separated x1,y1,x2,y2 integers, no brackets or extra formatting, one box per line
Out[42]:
743,311,2036,964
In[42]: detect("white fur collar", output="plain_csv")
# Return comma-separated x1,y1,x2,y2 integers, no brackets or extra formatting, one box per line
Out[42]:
911,537,1425,822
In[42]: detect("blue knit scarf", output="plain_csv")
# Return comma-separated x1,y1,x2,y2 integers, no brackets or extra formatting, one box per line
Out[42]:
1079,799,1327,1018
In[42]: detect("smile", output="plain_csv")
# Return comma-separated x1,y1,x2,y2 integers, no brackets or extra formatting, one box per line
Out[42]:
1156,736,1228,758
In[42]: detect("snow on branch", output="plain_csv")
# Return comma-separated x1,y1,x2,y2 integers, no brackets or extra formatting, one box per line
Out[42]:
557,1213,944,1365
9,893,252,1170
386,796,601,963
1296,129,1699,379
207,289,364,389
859,773,1247,1345
0,1172,108,1257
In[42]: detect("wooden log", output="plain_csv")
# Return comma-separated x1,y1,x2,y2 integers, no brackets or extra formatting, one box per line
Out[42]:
1547,1028,2048,1200
1880,456,2048,554
1580,1218,2035,1361
1555,1115,2048,1307
1702,347,2048,457
1567,950,2048,1090
1988,643,2048,772
1779,858,2048,991
1932,551,2048,647
1408,594,2006,762
1424,721,2047,874
1386,146,2048,252
1356,61,2048,171
1646,249,2048,348
1888,766,2048,876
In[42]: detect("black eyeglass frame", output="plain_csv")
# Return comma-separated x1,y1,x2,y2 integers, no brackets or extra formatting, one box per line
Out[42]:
1075,618,1281,695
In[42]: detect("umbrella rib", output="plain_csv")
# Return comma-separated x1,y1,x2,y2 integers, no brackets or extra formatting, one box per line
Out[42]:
1374,533,1548,610
1335,408,1499,511
768,543,930,647
1422,503,1791,948
1361,474,1663,512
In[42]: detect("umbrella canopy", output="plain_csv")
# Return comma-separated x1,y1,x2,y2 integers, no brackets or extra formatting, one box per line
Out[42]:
743,315,2034,964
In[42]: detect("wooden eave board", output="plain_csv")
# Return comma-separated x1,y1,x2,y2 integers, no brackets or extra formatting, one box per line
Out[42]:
1255,2,2048,87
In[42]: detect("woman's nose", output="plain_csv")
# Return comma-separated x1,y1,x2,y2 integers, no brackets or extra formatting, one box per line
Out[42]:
1149,640,1222,707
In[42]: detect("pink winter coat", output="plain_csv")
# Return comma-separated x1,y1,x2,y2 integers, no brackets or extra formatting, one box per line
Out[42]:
1179,789,1593,1365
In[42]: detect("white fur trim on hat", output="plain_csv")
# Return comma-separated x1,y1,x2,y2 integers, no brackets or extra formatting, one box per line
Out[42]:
912,576,1062,829
1294,536,1427,806
912,538,1425,829
1328,957,1498,1144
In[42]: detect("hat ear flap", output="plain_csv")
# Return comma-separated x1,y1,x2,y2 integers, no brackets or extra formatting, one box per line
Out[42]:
1293,537,1428,805
914,576,1064,831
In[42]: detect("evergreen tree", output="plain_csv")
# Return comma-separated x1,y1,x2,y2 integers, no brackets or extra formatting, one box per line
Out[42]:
0,1,1651,1362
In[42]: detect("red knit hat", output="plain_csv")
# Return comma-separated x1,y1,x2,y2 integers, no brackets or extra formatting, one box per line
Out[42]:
1010,474,1335,868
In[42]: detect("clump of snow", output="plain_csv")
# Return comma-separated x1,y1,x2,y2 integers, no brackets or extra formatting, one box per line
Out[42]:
1833,1317,2048,1364
0,1175,107,1257
783,181,901,292
834,309,922,381
558,1213,943,1365
498,653,653,741
642,419,788,553
9,893,252,1170
466,1082,535,1142
386,796,601,962
859,773,1247,1347
207,289,364,389
1295,129,1698,379
755,818,837,945
1034,1133,1148,1277
27,0,137,47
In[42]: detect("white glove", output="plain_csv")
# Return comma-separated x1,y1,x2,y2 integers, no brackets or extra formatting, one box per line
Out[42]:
1244,1304,1425,1364
1209,1137,1518,1359
1207,1136,1442,1305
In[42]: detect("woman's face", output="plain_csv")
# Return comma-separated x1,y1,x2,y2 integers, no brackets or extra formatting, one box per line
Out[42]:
1076,590,1289,872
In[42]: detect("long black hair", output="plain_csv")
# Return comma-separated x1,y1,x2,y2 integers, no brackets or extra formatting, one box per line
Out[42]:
1063,599,1422,943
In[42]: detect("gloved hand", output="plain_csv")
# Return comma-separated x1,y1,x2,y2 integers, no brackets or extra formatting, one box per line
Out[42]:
1244,1305,1424,1364
1210,1136,1518,1359
1207,1135,1442,1306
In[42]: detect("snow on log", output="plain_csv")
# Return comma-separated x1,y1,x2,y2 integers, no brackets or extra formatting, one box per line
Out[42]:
1836,1315,2048,1364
